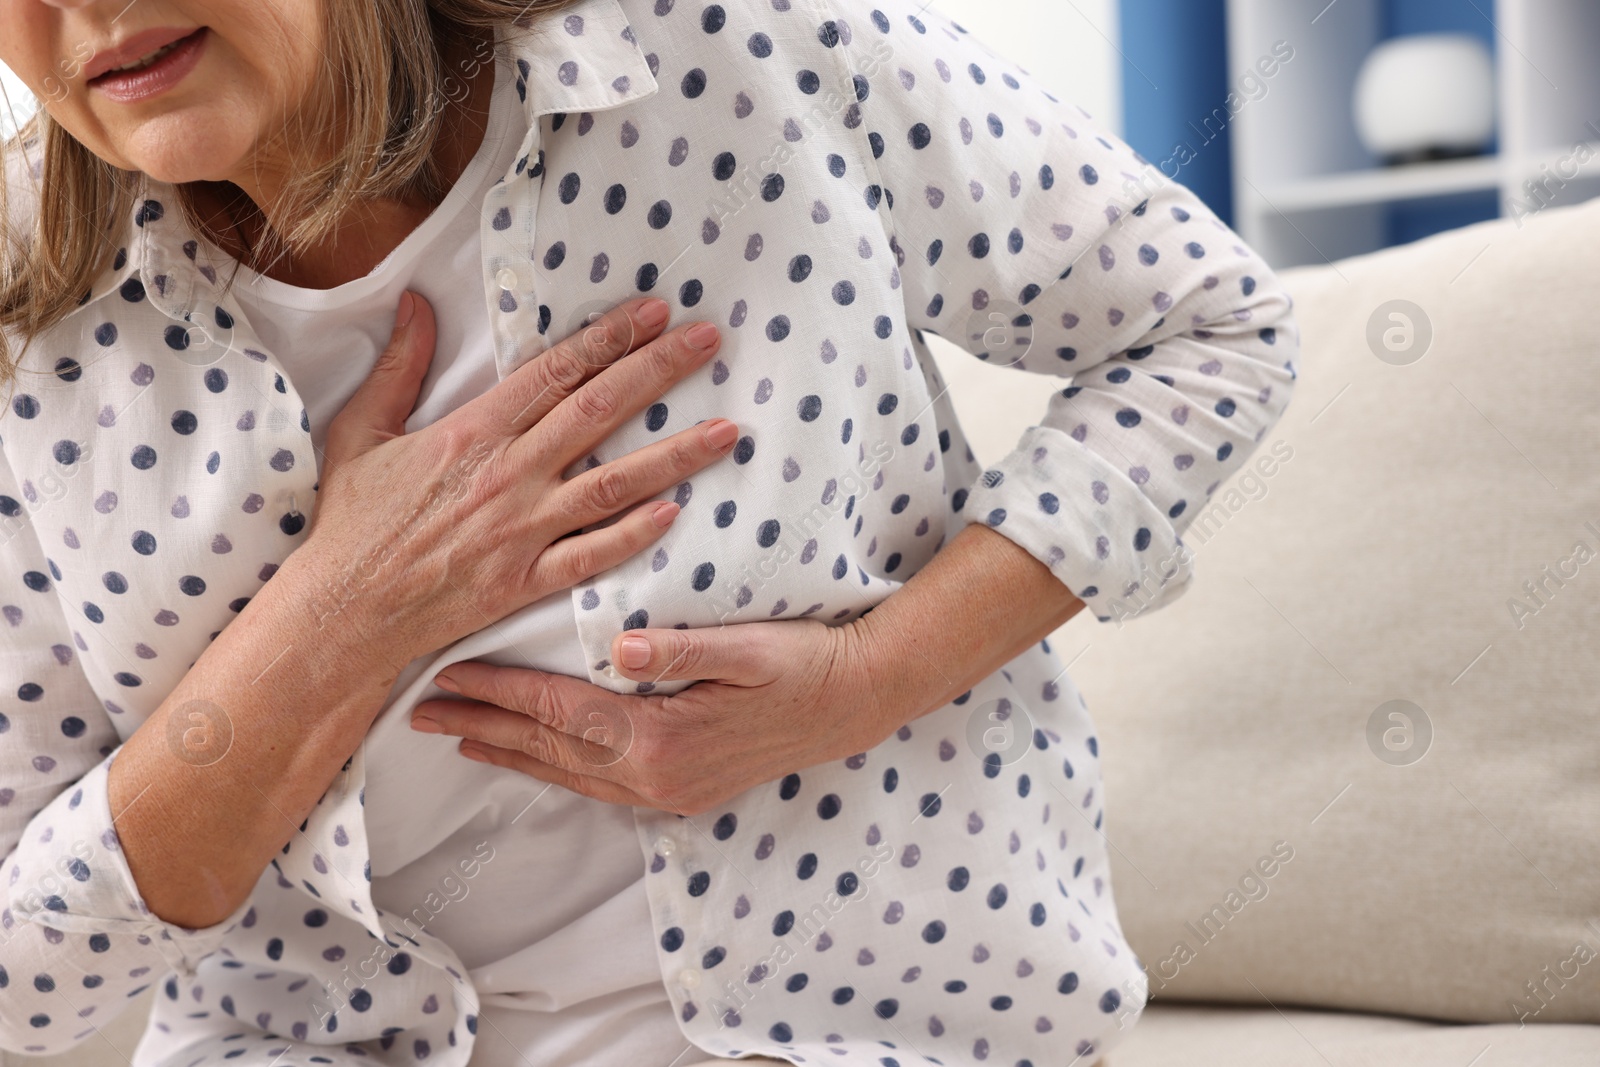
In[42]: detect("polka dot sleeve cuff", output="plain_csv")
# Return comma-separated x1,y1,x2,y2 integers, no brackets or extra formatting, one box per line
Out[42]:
963,423,1196,622
7,753,256,971
1,459,249,1053
0,754,257,1051
839,0,1299,623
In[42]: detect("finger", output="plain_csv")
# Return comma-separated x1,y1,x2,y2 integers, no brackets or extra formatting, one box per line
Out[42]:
472,297,667,437
528,495,683,591
609,623,785,685
431,661,643,744
512,319,723,474
549,417,739,532
324,292,438,461
456,744,657,807
431,685,706,816
412,697,624,768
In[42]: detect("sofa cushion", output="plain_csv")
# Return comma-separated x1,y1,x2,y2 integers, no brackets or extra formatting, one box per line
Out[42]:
1055,197,1600,1024
1116,1004,1600,1067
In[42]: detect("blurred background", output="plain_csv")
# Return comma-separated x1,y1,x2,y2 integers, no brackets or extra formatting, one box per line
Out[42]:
9,0,1598,271
946,0,1600,269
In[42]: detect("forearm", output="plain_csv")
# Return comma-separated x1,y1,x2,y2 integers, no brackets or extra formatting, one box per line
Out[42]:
106,550,403,929
851,523,1084,738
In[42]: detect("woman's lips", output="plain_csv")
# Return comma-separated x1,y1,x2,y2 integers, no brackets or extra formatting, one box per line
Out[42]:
87,27,208,104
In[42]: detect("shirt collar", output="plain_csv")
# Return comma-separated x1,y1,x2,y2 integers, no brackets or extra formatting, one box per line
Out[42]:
511,0,659,119
91,0,658,324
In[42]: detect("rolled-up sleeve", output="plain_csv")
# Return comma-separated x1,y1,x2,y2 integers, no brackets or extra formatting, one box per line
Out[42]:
839,0,1299,622
0,450,251,1054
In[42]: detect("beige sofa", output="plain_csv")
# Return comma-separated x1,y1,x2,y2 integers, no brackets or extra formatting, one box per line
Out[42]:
1018,195,1600,1065
13,200,1600,1066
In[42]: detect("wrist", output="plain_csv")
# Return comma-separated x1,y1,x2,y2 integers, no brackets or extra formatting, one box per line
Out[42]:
843,609,946,742
843,524,1087,735
256,544,413,693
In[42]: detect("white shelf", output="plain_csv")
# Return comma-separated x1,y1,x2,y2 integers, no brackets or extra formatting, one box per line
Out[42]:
1262,154,1501,213
1507,139,1600,184
1226,0,1600,268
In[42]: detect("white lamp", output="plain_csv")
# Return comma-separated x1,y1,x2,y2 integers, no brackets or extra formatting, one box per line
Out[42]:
1353,34,1496,165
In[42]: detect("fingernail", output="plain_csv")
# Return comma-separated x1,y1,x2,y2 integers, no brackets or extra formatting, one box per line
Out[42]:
639,299,669,327
396,291,415,329
686,322,719,349
651,501,680,528
620,635,652,669
434,672,459,692
410,714,442,734
460,745,490,763
705,419,738,449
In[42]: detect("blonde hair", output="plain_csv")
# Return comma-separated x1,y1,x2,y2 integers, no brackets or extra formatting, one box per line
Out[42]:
0,0,583,386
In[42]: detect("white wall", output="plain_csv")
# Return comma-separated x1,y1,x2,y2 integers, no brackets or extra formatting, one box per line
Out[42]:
0,63,35,140
930,0,1123,136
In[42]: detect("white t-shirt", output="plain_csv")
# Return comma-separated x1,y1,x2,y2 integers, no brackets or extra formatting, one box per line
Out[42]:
230,52,682,1067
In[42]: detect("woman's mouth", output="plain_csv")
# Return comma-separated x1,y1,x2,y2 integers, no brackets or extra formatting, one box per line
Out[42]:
87,27,209,104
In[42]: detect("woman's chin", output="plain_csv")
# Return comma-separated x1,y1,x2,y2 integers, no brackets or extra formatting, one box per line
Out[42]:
135,157,234,186
113,116,253,187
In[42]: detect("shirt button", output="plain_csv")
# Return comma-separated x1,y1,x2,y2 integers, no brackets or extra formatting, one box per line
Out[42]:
677,968,702,989
655,837,675,857
495,267,520,291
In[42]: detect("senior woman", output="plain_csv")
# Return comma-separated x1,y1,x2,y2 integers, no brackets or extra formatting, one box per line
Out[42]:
0,0,1298,1064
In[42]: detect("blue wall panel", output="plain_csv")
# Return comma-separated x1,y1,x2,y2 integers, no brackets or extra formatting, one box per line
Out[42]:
1386,0,1496,47
1118,0,1233,225
1382,0,1500,245
1118,0,1502,243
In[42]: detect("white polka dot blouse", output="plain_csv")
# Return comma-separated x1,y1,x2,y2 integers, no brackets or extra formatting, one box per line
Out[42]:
0,0,1298,1063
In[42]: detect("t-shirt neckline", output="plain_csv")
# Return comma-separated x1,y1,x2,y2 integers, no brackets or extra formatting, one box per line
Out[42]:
230,45,518,312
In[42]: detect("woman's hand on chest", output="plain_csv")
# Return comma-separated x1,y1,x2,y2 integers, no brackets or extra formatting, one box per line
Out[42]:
289,290,738,675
